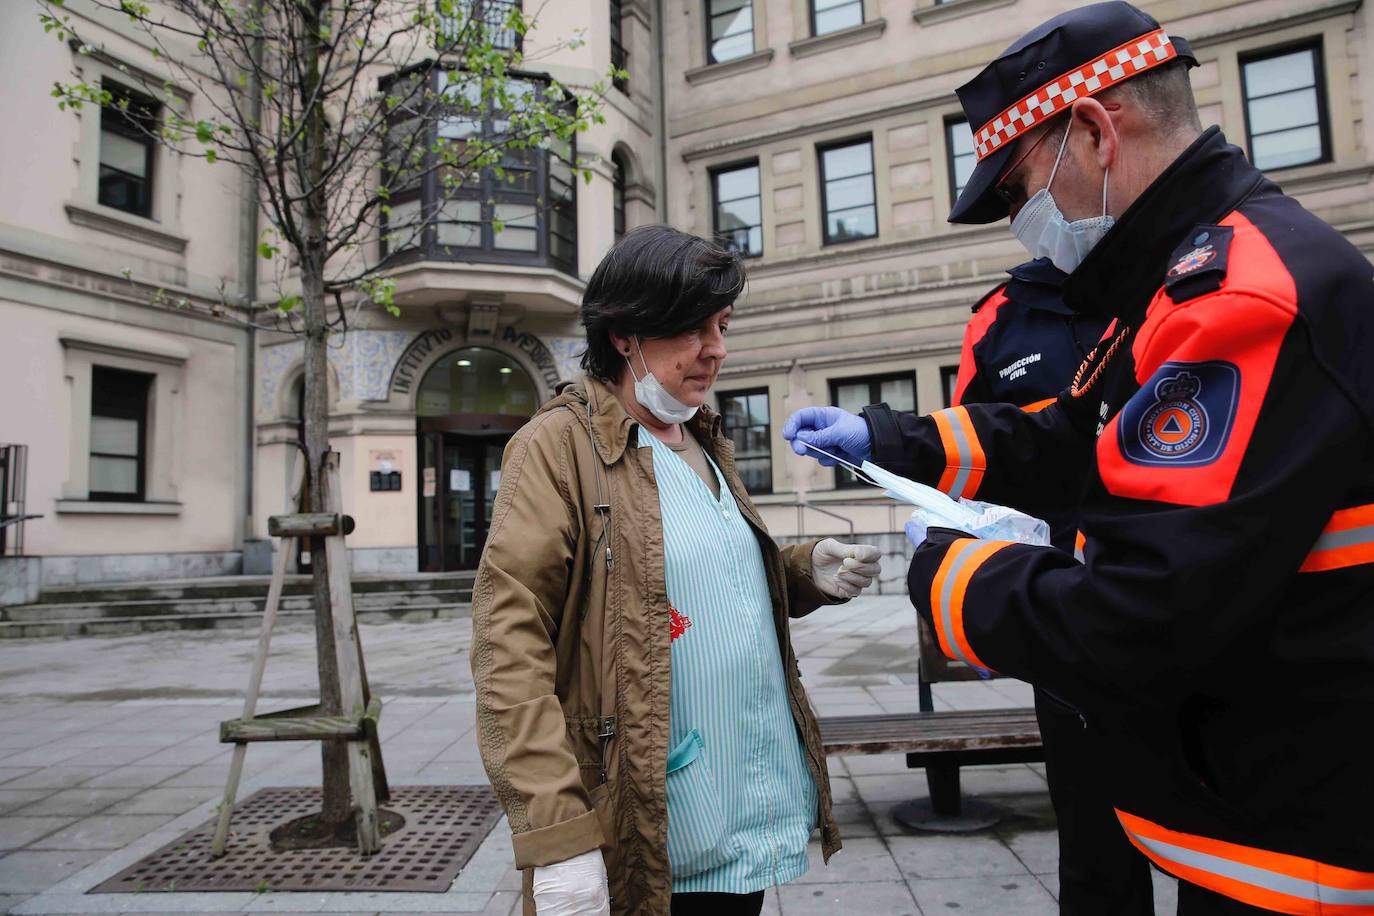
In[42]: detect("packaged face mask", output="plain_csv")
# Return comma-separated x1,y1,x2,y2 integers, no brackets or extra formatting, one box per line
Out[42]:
801,442,1050,546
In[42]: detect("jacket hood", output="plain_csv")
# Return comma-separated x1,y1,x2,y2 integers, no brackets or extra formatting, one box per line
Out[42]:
540,375,725,466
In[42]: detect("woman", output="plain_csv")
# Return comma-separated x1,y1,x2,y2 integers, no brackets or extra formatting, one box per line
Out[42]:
470,225,882,916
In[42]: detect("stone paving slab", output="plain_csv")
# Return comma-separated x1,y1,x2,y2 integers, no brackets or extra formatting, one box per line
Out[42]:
0,597,1180,914
910,874,1059,915
777,880,920,916
0,817,78,850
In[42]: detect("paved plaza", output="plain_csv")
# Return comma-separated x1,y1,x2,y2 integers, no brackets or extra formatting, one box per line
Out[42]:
0,596,1178,914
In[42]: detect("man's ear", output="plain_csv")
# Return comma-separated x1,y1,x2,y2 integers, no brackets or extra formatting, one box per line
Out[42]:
1070,97,1119,171
608,331,633,359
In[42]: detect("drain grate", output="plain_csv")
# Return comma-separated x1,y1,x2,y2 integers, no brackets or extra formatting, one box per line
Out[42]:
90,785,503,893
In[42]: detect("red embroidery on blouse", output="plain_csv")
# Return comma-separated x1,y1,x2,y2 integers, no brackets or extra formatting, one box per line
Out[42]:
669,603,693,642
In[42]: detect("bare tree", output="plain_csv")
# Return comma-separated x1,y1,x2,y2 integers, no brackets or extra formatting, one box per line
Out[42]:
39,0,615,836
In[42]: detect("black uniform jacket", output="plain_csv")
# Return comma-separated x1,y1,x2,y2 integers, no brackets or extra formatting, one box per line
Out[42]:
953,258,1108,409
865,128,1374,909
953,259,1111,552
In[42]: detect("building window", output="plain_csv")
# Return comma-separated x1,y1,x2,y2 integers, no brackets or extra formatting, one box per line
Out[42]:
940,365,960,407
89,367,152,501
707,0,754,64
811,0,863,36
946,118,976,204
712,162,762,257
610,0,629,93
381,72,576,275
830,372,915,487
820,138,877,245
719,388,771,493
1241,42,1329,171
98,82,159,218
612,151,627,242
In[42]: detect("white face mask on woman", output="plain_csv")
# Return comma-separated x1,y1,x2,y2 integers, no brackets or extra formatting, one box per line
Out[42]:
1010,122,1115,274
625,338,699,425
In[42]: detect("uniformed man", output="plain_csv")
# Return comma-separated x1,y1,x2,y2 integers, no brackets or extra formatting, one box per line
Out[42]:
950,259,1107,557
954,262,1152,915
784,2,1374,913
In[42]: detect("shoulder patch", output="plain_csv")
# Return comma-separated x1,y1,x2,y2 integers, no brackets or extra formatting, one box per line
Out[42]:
1117,361,1240,467
1165,225,1232,303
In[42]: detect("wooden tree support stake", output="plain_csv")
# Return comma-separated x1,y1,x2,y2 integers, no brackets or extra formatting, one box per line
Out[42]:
211,453,387,858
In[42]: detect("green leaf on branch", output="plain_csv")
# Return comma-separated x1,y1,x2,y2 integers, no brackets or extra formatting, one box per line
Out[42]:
359,276,400,316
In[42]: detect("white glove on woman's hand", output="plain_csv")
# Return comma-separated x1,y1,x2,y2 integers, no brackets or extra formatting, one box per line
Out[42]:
811,539,882,599
532,849,610,916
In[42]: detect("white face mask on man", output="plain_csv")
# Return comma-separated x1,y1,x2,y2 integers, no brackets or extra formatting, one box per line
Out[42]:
1010,121,1115,274
625,338,699,425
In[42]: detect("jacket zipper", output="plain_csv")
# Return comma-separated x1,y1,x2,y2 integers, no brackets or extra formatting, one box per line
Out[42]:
1040,685,1091,730
598,715,617,784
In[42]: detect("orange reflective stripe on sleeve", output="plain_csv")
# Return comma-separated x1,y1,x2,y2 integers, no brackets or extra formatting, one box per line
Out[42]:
1022,397,1056,413
929,407,987,500
931,409,963,495
929,538,1012,671
1073,530,1086,564
1300,503,1374,573
1116,810,1374,915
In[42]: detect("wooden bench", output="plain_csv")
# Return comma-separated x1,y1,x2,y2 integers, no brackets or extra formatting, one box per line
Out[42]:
818,616,1044,830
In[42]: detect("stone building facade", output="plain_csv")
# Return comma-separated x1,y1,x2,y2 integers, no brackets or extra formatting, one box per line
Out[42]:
2,0,1370,587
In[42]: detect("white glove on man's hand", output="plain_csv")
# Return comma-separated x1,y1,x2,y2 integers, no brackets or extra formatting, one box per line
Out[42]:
532,849,610,916
811,539,882,599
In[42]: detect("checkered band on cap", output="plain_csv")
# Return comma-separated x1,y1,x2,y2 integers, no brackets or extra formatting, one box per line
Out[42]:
974,29,1178,161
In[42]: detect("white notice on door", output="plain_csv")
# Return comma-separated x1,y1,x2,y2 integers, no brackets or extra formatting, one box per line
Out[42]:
450,469,471,491
489,470,501,492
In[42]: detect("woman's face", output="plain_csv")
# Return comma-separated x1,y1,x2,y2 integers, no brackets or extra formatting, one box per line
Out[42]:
618,305,732,408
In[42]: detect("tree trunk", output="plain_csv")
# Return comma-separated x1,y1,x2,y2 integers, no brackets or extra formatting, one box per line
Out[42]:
299,0,351,829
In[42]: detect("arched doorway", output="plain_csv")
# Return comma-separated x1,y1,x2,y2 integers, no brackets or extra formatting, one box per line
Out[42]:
415,346,538,571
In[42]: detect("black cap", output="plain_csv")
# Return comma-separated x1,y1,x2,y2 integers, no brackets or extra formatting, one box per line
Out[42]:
949,1,1196,225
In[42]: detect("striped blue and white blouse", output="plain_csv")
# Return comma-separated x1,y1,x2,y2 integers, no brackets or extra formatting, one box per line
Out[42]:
643,429,818,895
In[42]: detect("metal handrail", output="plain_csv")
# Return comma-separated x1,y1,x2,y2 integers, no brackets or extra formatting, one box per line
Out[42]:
788,497,903,538
1,444,30,556
794,501,854,539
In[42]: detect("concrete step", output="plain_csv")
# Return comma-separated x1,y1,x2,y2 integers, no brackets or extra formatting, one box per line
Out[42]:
0,588,473,622
0,601,472,639
0,571,478,638
31,571,476,605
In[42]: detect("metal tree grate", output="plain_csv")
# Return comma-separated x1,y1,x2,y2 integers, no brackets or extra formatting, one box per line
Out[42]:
90,785,502,893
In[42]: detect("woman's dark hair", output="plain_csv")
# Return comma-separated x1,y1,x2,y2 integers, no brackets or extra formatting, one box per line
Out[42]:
580,225,746,382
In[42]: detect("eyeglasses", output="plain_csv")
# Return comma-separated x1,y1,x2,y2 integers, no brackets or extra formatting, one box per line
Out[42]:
992,117,1065,205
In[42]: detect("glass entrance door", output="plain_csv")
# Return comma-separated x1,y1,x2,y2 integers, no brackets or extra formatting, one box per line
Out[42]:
419,432,509,571
414,345,537,572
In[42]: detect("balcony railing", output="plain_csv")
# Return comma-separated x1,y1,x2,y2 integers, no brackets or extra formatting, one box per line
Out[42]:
438,0,522,53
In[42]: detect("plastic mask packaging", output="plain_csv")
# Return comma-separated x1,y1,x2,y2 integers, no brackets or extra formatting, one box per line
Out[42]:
800,442,1050,546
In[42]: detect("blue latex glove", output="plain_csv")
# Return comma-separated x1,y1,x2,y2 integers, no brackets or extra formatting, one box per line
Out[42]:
903,516,929,549
783,406,871,467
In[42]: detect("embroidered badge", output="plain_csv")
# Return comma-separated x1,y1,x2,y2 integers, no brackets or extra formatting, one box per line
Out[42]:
1118,361,1240,467
1167,245,1216,278
1164,225,1232,303
669,603,693,642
